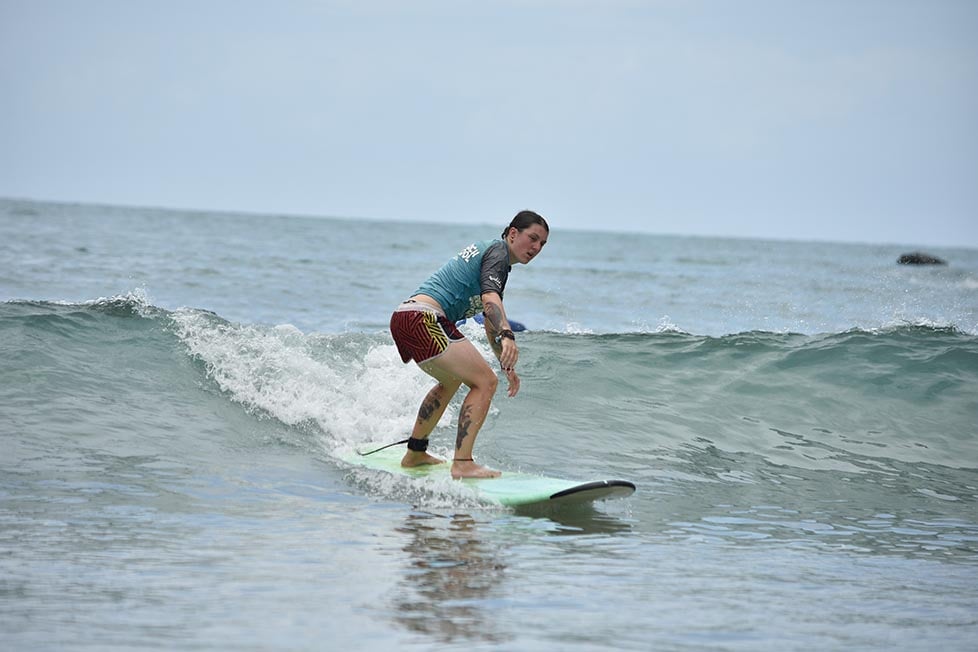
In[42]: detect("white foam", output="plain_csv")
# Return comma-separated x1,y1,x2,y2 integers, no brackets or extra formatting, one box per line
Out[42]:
342,462,495,511
169,310,502,447
170,310,438,443
653,315,689,334
80,288,155,315
562,321,594,335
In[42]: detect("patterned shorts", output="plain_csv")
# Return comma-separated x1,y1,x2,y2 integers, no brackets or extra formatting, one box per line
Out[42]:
390,301,465,364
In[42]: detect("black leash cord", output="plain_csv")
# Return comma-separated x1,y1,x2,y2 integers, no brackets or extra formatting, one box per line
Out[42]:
357,438,410,456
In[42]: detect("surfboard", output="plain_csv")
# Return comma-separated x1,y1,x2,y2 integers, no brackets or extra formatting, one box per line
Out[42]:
456,313,526,332
341,445,636,508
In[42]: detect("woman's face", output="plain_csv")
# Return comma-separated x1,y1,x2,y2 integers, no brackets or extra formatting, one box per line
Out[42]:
507,224,549,265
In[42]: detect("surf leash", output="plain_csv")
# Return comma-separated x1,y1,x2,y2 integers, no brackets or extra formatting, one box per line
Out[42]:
357,438,410,456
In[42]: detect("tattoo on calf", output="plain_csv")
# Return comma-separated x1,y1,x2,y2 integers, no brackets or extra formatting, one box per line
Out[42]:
456,405,474,450
417,396,441,422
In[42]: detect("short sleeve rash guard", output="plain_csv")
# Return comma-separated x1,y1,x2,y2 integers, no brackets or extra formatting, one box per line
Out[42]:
414,239,511,322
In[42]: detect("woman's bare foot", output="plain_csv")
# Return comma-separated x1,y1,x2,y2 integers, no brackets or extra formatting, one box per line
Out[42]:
451,459,501,479
401,450,444,467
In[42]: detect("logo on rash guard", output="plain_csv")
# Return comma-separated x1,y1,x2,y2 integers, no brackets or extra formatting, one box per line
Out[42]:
458,244,480,262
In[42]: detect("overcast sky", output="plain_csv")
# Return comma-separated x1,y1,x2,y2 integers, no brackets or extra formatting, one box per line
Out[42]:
2,0,976,247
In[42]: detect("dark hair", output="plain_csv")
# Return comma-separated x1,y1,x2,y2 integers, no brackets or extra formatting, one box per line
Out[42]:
502,210,549,238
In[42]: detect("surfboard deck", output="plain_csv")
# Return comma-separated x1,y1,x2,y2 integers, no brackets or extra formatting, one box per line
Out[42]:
341,445,636,508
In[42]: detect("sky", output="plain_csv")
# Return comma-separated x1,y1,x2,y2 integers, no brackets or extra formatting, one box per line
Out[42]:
2,0,977,248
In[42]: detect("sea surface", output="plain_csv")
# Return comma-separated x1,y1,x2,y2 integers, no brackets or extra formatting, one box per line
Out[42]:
2,198,977,651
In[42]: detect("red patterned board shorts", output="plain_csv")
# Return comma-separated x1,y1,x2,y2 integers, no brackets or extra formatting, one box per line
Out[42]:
390,301,466,364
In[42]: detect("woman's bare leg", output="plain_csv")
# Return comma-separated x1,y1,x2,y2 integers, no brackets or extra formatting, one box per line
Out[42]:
401,380,459,467
418,340,501,479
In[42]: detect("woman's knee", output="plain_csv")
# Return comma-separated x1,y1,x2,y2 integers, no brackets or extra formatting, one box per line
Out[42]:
434,379,462,396
473,368,499,394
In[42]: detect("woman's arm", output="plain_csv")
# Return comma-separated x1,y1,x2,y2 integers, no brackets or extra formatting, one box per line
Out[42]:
482,291,520,396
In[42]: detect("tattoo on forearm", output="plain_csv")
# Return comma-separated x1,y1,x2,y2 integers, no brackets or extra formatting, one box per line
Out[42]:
483,302,505,334
456,405,473,450
484,302,506,356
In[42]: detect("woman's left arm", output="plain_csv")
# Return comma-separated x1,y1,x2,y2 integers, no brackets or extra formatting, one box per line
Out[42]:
482,292,520,396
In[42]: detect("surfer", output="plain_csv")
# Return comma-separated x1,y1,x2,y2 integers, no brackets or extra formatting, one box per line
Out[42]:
389,210,549,479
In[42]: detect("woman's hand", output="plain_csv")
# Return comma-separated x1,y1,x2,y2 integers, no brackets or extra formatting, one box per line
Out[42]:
503,367,521,397
498,337,519,371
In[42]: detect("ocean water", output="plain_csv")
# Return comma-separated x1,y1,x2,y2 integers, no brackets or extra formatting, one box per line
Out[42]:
2,197,977,651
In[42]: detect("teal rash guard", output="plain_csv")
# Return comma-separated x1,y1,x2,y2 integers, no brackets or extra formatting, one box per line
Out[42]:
413,239,512,323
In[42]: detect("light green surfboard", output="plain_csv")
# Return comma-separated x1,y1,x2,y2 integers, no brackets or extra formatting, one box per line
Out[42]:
341,444,636,508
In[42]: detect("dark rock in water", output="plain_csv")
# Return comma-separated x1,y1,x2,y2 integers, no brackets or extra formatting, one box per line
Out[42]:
898,252,947,265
